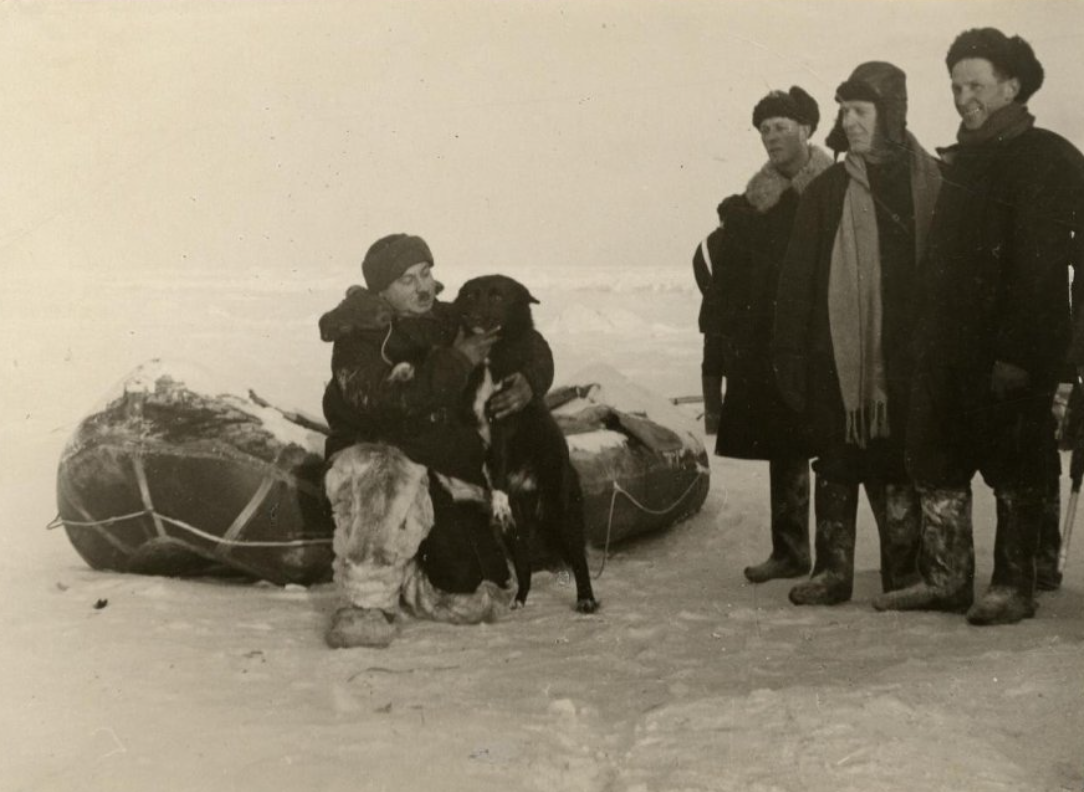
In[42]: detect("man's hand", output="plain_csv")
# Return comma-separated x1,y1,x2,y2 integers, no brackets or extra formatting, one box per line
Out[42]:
453,326,500,367
991,360,1030,399
488,372,534,420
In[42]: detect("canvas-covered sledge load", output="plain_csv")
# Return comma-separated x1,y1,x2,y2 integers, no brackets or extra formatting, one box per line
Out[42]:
54,360,709,584
547,363,710,548
54,360,335,586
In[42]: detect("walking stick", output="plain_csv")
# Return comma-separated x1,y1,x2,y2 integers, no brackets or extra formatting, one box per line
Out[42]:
1060,383,1084,574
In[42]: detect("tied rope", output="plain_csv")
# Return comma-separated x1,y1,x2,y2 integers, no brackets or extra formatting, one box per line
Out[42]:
47,511,332,548
592,464,708,579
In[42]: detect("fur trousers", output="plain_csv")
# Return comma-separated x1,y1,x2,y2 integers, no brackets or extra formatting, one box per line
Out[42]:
324,443,513,623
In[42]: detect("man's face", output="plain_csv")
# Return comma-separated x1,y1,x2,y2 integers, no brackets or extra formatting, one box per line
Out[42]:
950,57,1019,131
839,100,879,155
759,117,811,175
381,261,435,316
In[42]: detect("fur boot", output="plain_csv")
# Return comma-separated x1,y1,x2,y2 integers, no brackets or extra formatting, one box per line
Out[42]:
323,443,433,647
788,476,856,606
866,482,922,592
745,456,811,582
872,487,975,613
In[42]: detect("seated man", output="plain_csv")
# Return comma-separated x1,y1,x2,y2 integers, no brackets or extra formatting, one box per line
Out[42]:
319,233,553,648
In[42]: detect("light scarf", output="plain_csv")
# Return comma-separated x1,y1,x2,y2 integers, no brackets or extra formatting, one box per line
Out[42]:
828,132,942,447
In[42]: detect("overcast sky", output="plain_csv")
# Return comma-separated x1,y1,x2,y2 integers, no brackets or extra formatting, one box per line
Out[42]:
3,0,1083,293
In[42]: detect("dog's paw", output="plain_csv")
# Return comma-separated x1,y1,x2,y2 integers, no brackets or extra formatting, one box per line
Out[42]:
511,597,527,610
490,490,515,531
387,362,415,383
575,598,599,614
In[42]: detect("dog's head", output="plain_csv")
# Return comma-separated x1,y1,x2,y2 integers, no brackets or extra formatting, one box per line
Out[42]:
454,275,540,338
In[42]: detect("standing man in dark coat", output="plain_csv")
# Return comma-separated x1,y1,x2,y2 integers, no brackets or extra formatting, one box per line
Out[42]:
874,29,1084,625
699,87,833,583
773,62,943,606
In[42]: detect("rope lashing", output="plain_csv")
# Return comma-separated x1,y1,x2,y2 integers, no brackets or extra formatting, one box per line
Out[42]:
48,510,332,548
593,465,708,580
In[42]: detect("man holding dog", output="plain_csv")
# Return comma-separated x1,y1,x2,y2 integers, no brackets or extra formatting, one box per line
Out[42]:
319,233,552,647
874,29,1084,625
701,86,832,585
773,61,942,607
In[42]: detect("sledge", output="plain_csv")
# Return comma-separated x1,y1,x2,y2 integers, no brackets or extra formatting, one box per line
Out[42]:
54,360,335,586
547,363,710,548
54,360,709,585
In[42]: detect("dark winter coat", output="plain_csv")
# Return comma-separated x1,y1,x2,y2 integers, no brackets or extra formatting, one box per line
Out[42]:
319,286,554,485
916,127,1084,386
773,156,921,455
709,148,833,460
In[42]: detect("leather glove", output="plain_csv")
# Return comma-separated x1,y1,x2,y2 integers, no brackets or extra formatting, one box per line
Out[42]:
990,360,1030,399
773,353,806,413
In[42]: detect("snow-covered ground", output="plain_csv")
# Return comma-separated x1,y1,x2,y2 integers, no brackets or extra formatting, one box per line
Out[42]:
2,266,1082,791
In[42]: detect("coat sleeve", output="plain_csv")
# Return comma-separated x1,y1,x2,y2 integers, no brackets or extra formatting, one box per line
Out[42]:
994,152,1084,379
692,239,713,296
331,331,475,419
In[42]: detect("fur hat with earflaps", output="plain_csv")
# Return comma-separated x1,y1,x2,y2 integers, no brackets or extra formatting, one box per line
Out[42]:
825,61,908,155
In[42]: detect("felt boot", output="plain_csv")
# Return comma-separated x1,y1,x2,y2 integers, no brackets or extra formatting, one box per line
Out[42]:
788,476,856,606
745,456,811,582
967,488,1041,626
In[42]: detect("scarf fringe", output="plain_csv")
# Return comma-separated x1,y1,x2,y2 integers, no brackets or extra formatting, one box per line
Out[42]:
845,400,891,449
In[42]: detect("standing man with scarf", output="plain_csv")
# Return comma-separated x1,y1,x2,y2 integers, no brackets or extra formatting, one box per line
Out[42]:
773,62,942,606
701,86,832,584
875,29,1084,625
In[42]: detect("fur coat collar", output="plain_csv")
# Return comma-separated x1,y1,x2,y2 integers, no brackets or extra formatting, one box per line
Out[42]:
744,145,833,214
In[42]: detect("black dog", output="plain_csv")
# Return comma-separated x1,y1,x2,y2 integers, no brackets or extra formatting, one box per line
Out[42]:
454,274,599,614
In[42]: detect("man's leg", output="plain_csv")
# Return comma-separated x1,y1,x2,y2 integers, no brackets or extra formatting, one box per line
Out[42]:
969,386,1058,625
874,365,976,612
866,481,922,593
1036,447,1063,592
744,455,811,582
702,333,726,435
323,443,434,648
789,452,858,606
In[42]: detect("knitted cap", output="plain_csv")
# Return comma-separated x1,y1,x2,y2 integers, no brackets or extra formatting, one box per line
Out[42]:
946,27,1044,104
361,234,433,293
752,86,820,134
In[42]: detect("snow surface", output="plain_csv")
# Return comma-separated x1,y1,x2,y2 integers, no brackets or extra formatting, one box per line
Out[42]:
3,266,1083,792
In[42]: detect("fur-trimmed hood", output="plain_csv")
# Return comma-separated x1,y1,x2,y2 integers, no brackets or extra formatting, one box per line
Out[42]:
744,145,833,213
319,282,448,342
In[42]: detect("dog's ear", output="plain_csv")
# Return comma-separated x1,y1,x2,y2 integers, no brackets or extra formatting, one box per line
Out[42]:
517,283,540,305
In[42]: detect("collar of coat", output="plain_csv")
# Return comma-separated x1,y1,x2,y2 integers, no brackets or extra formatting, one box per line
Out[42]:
744,145,833,213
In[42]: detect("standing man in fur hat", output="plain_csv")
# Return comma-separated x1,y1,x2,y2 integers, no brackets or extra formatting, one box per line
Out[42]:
697,86,832,583
875,29,1084,625
318,233,553,647
773,62,943,606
